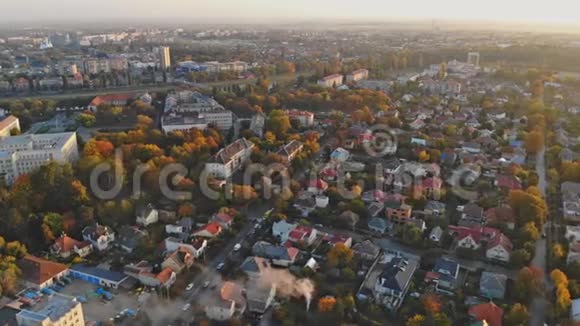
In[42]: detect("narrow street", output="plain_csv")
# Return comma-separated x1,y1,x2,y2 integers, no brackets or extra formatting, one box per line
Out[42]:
530,148,549,326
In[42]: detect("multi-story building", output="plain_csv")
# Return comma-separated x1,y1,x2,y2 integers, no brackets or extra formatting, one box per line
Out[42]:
346,69,369,83
16,293,85,326
0,132,79,184
467,52,480,66
317,74,343,88
286,109,314,127
162,91,234,133
160,46,171,71
205,138,254,179
0,115,20,138
83,58,110,74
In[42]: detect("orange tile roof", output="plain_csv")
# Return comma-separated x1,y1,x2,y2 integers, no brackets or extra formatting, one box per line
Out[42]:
54,235,90,252
155,268,174,284
220,281,243,302
18,255,68,286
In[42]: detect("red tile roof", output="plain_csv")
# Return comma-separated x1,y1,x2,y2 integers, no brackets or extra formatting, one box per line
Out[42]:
194,222,222,235
496,175,522,190
469,302,504,326
89,93,134,107
487,233,513,252
484,206,516,224
214,212,233,224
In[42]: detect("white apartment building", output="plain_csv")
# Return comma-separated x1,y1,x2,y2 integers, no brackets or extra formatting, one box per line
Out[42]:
0,132,79,184
205,138,255,179
162,91,234,133
160,46,171,71
286,109,314,127
317,74,344,88
467,52,480,67
346,69,369,83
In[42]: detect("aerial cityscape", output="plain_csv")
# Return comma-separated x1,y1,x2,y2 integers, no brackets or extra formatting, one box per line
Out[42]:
0,1,580,325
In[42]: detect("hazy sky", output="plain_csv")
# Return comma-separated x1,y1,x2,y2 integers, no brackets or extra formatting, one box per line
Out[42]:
4,0,580,25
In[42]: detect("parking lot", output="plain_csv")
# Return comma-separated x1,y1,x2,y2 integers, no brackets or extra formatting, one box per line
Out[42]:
60,279,140,323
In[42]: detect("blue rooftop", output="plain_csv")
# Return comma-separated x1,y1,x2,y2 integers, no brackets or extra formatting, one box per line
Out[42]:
70,264,127,282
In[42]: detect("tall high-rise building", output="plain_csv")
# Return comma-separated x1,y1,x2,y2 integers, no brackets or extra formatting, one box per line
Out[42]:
467,52,480,66
160,46,171,71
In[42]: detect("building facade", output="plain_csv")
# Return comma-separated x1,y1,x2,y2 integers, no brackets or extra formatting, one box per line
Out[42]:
0,132,79,184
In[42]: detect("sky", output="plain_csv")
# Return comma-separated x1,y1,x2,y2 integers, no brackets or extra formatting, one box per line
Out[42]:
4,0,580,25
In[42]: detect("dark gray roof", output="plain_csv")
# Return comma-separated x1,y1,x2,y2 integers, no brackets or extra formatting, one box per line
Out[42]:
480,271,507,299
378,257,417,292
252,241,293,261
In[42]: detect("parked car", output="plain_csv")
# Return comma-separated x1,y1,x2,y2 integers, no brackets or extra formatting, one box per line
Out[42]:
233,243,241,251
203,281,210,288
216,262,225,270
185,283,194,291
182,303,191,311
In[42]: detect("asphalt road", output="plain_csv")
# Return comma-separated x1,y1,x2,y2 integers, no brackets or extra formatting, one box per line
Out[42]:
529,148,549,326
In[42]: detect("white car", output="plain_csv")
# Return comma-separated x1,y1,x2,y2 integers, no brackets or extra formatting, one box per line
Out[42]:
185,283,194,291
233,243,242,251
182,303,191,311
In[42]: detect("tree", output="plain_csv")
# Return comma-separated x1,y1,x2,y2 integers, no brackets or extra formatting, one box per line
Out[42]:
406,314,426,326
43,213,63,239
317,296,337,312
76,112,96,127
552,243,566,261
525,130,545,154
327,243,354,267
514,266,544,303
266,110,291,138
505,303,530,326
421,294,442,314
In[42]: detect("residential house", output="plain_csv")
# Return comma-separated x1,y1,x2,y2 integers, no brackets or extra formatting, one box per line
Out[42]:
250,112,266,138
277,140,304,164
486,234,513,264
246,284,276,314
307,179,328,195
323,233,353,248
572,298,580,322
468,302,504,326
272,220,296,244
162,247,195,273
459,203,485,227
484,206,516,230
205,282,246,321
352,240,381,261
424,257,460,295
82,224,115,251
367,202,385,217
368,217,391,234
480,271,507,299
386,203,413,222
164,237,207,259
212,212,234,229
330,147,350,162
240,256,271,279
252,241,299,267
165,224,183,234
205,138,255,179
371,254,418,311
50,235,92,259
192,223,222,238
124,262,176,289
567,242,580,265
286,225,318,246
562,182,580,222
449,225,500,250
117,226,148,253
462,142,481,154
136,204,159,227
420,177,443,199
425,200,446,217
494,175,522,191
